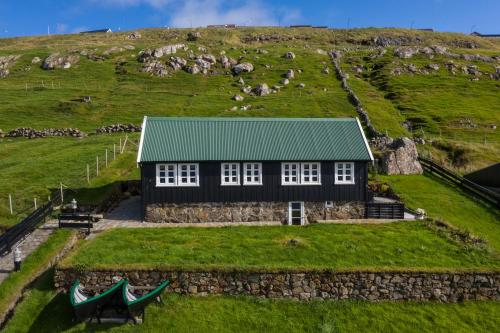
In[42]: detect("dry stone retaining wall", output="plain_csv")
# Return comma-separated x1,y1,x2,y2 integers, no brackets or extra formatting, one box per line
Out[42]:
145,201,365,223
55,269,499,302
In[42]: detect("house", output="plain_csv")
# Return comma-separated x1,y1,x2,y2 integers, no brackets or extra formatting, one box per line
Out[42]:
464,163,500,194
80,28,113,34
471,32,500,38
137,117,374,224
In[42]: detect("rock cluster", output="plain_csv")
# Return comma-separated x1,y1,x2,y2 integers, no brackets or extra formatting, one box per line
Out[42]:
42,53,80,70
95,124,141,134
187,31,201,41
126,31,142,40
137,44,187,62
55,269,500,303
141,60,169,77
0,55,21,78
6,127,84,138
393,45,498,63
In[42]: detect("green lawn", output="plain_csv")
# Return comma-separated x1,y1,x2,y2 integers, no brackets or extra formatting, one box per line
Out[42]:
60,222,498,271
378,174,500,253
4,271,499,333
0,135,139,228
0,229,73,320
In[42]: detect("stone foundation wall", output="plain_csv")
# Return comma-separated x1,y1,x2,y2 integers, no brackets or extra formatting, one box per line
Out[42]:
55,269,499,302
146,201,365,223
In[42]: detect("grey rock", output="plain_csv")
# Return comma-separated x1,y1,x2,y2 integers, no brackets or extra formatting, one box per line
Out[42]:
253,83,270,96
187,31,201,41
42,53,80,70
126,31,142,40
233,62,254,74
284,51,296,59
233,94,244,101
285,69,295,79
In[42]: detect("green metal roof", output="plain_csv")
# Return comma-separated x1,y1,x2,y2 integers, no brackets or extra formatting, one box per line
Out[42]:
137,117,373,163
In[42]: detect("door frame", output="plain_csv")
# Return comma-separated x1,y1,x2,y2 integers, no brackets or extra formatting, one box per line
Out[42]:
288,201,305,225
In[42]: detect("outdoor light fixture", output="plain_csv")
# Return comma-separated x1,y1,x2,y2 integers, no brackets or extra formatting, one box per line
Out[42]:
70,198,78,213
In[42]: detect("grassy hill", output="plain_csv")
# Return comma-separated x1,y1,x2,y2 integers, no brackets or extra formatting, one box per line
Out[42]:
0,26,499,225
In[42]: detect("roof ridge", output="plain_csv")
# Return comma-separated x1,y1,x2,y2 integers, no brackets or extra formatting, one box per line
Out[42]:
147,117,357,122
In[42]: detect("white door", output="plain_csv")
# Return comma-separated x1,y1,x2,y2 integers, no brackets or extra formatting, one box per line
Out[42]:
288,202,304,225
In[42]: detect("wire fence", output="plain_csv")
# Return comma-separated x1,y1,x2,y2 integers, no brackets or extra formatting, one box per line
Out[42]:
2,134,138,223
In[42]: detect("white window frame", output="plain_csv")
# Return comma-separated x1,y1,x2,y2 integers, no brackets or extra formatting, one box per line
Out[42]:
288,201,305,225
177,163,199,187
221,163,240,186
281,162,300,185
243,162,262,185
335,162,355,185
300,162,321,185
156,163,177,187
282,162,321,185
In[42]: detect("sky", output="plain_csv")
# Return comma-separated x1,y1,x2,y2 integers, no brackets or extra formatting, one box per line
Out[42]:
0,0,498,38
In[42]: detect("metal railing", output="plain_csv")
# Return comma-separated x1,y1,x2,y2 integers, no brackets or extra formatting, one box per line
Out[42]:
419,157,500,209
365,202,405,219
0,193,60,255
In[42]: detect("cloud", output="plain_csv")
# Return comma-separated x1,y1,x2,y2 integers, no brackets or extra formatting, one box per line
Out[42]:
91,0,172,9
168,0,281,27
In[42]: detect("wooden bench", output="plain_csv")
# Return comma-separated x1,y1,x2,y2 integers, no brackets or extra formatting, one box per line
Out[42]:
58,213,100,234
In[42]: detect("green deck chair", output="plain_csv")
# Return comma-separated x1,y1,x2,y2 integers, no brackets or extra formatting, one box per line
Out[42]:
121,279,170,323
70,279,125,322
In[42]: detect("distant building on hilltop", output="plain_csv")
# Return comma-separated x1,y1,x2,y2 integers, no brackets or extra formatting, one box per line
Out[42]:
471,32,500,38
207,24,236,28
80,28,113,34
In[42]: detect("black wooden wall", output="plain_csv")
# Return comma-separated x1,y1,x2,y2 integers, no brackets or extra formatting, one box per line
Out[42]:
141,161,369,207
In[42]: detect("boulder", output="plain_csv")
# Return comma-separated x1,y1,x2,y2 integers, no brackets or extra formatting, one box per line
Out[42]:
233,94,244,101
237,77,245,85
0,55,21,78
394,47,417,59
253,83,270,96
241,85,252,94
297,83,306,88
280,78,290,85
31,57,41,64
186,64,201,74
169,56,187,71
42,53,80,70
379,137,423,175
126,31,141,40
201,54,217,64
427,63,440,71
195,58,211,70
232,62,254,74
187,31,201,41
322,67,330,74
284,51,296,59
285,69,294,79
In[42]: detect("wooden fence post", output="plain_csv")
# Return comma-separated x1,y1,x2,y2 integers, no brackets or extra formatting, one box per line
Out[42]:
113,144,116,160
87,164,90,183
34,197,37,210
105,149,108,168
119,138,122,153
60,182,64,204
8,194,13,215
96,156,99,176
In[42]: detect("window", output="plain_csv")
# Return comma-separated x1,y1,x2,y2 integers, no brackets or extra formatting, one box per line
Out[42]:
282,163,300,185
243,163,262,185
156,163,199,187
301,163,321,185
221,163,240,185
178,163,199,186
335,162,355,184
156,164,177,186
282,162,321,185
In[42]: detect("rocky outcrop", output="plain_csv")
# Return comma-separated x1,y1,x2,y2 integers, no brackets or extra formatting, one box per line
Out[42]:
377,137,423,175
42,53,80,70
55,269,500,302
0,55,21,78
137,44,186,62
141,60,168,77
6,127,84,138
